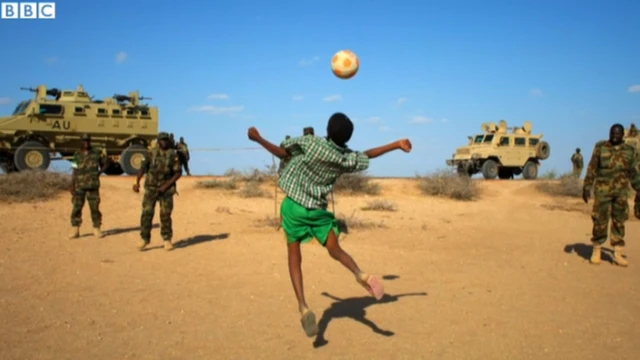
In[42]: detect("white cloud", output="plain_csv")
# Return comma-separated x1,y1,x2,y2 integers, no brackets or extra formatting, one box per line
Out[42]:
367,116,382,124
409,116,432,124
208,93,229,100
189,105,244,115
292,95,304,101
299,56,319,66
397,97,408,105
379,125,391,132
323,95,342,102
628,85,640,93
0,97,11,105
530,88,543,96
115,51,128,64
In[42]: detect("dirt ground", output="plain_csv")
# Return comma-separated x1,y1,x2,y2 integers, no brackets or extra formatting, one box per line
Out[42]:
1,177,639,360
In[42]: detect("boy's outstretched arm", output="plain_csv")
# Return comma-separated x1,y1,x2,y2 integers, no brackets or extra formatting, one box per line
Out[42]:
247,127,289,159
364,139,412,159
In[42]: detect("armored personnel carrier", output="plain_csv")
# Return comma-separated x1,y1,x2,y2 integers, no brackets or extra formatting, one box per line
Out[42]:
624,123,639,155
0,85,158,175
446,120,551,180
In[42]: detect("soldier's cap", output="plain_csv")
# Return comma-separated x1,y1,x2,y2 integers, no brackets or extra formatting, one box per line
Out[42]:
81,133,91,140
157,132,170,140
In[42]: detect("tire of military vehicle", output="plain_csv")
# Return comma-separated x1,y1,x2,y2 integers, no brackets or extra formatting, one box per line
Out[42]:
119,144,147,176
522,161,538,180
13,141,51,171
535,141,550,160
457,163,472,177
481,159,499,179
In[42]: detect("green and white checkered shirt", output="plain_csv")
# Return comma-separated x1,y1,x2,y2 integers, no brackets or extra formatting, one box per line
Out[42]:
278,135,370,209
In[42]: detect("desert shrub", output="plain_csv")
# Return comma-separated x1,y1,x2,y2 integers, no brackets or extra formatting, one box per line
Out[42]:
361,199,397,212
239,181,270,198
0,170,71,203
333,172,381,195
224,167,275,183
540,169,558,179
536,174,582,198
417,169,479,201
196,179,238,190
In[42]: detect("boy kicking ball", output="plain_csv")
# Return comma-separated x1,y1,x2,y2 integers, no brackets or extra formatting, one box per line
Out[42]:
247,112,412,337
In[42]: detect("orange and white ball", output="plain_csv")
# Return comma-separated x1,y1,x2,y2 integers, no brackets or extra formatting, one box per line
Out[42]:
331,50,359,79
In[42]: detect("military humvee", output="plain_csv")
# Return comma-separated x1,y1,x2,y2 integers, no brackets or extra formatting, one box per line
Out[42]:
0,85,158,175
445,120,551,180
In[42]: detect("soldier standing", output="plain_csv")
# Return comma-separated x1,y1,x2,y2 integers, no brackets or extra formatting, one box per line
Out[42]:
69,134,110,239
571,148,584,178
133,132,183,251
177,136,191,176
583,123,640,266
169,133,177,149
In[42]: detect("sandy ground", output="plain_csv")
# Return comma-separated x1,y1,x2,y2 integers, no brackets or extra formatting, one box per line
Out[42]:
1,177,639,360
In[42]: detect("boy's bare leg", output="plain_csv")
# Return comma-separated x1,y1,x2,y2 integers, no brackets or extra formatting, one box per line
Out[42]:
325,230,384,299
287,241,309,314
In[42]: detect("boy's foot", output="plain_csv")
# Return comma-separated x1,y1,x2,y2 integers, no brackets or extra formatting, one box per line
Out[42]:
300,308,318,337
68,226,80,239
356,272,384,300
163,240,174,251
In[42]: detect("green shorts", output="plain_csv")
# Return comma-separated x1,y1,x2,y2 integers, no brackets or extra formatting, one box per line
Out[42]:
280,196,340,246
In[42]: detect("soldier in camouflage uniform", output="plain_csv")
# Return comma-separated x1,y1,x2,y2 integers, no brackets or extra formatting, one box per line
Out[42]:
583,123,640,266
69,134,110,239
176,136,191,176
133,132,183,251
571,148,584,178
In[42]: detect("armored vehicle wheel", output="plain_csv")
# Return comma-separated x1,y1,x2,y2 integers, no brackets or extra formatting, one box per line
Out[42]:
522,161,538,180
1,155,16,173
14,141,51,171
481,159,499,179
104,163,124,176
119,144,148,176
535,141,550,160
457,163,472,177
498,167,514,179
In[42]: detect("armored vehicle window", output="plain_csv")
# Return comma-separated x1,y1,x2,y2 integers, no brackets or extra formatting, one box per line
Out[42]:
140,109,150,117
39,104,62,115
483,134,494,143
97,108,107,116
12,101,29,115
112,109,121,116
514,137,526,146
499,136,510,146
529,138,539,146
77,92,88,97
126,109,137,116
63,91,73,96
74,106,85,114
474,135,484,143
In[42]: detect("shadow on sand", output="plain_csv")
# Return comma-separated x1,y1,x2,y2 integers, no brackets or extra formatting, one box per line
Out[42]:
312,275,427,348
104,224,159,237
173,233,229,249
564,242,614,264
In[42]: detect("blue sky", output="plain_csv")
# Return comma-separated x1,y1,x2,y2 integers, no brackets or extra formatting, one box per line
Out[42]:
1,0,639,177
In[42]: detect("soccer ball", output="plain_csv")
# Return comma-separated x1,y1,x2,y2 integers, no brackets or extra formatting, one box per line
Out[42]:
331,50,359,79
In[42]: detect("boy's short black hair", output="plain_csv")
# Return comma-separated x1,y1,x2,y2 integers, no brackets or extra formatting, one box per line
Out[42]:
326,112,353,147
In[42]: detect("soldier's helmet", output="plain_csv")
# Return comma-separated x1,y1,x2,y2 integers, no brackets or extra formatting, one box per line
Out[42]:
157,132,170,140
576,147,580,152
81,133,91,141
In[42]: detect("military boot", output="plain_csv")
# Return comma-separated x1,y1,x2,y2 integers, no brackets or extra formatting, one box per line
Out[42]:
163,240,174,251
590,244,601,265
68,226,80,239
137,239,149,251
93,227,103,238
613,246,628,267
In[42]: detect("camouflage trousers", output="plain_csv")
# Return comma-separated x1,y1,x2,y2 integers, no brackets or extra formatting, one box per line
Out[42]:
572,167,582,178
140,188,174,241
591,194,629,246
71,188,102,227
182,161,190,175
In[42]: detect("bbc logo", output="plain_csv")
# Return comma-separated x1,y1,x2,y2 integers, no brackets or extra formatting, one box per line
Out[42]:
1,2,56,19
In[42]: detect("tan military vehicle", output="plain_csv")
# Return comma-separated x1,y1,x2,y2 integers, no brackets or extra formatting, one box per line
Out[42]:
446,120,551,180
624,123,639,154
0,85,158,175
